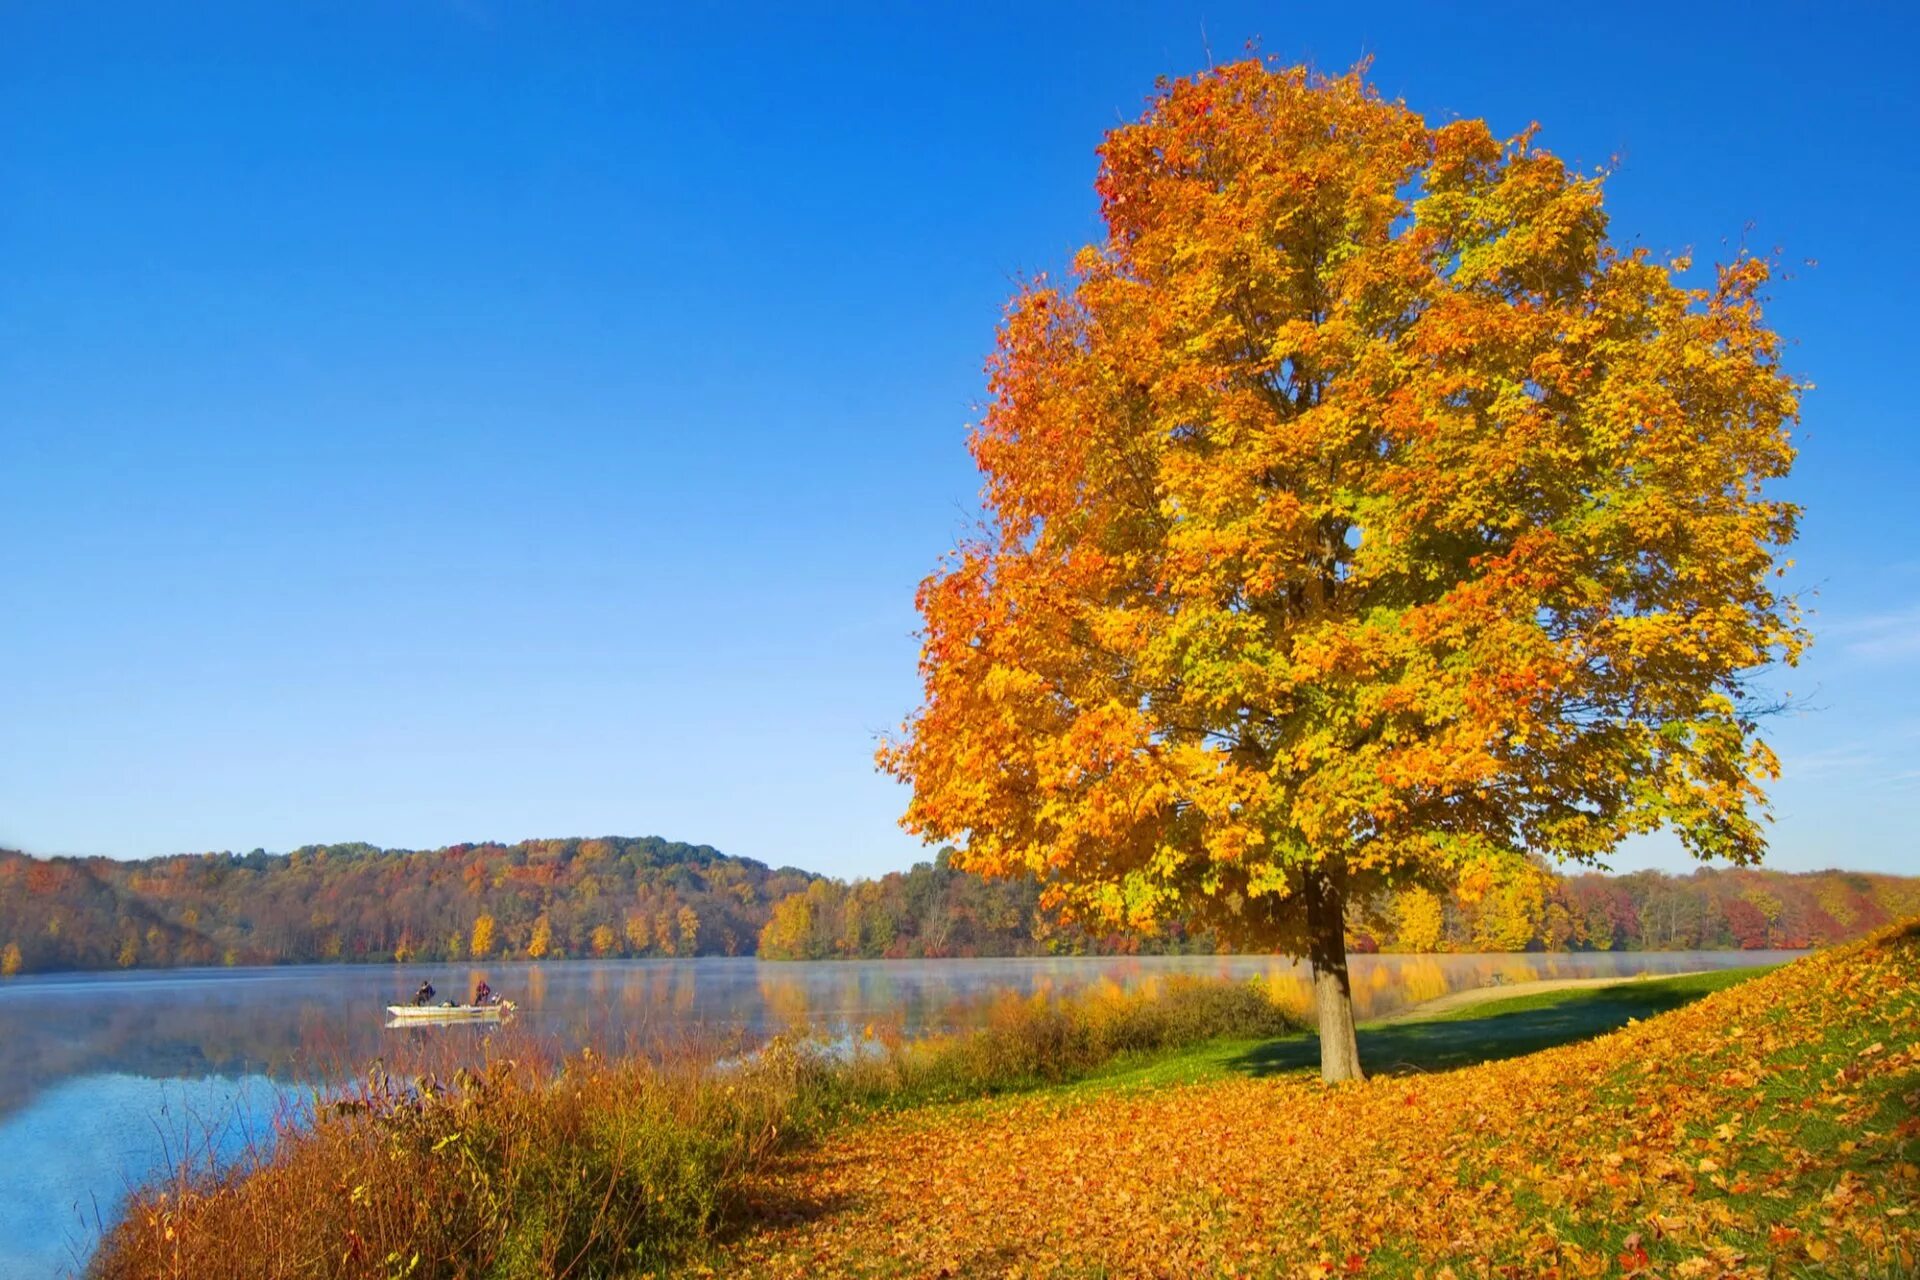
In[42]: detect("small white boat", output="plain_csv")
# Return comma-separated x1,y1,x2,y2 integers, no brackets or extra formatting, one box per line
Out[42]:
385,999,515,1024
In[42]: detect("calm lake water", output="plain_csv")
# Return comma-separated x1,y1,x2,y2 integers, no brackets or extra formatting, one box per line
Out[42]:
0,948,1802,1278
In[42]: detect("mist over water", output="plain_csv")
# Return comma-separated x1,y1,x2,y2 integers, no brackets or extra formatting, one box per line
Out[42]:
0,949,1802,1277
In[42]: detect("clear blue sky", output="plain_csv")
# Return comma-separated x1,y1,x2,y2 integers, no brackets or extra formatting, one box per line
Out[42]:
3,3,1915,879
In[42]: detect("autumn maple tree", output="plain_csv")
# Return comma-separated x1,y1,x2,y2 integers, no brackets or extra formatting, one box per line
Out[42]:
881,61,1803,1081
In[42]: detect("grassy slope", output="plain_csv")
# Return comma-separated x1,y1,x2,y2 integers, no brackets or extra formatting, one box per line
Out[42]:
1060,969,1771,1095
718,928,1920,1278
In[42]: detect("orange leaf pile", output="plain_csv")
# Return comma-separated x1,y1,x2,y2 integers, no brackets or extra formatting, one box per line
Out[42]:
720,921,1920,1277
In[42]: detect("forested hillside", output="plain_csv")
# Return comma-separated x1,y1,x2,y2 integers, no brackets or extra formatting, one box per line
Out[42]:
756,849,1212,959
0,837,816,974
757,858,1920,959
3,838,1914,974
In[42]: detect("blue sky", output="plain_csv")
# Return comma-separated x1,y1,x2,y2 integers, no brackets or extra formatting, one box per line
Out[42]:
2,2,1915,879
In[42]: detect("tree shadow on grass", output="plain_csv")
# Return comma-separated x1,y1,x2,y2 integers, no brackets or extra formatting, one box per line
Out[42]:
1228,976,1743,1078
717,1175,861,1241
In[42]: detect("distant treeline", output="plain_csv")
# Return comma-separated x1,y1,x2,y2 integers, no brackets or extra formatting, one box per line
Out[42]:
756,859,1920,960
1362,866,1920,955
755,849,1212,959
2,838,1915,975
0,837,816,975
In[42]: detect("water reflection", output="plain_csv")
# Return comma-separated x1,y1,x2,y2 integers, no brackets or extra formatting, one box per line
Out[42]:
0,951,1805,1121
0,949,1802,1277
0,1072,293,1280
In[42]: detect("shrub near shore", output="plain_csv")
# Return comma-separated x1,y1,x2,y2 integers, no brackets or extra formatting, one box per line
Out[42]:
91,975,1301,1279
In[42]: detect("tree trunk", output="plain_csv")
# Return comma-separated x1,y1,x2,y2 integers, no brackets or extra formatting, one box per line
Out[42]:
1304,870,1364,1083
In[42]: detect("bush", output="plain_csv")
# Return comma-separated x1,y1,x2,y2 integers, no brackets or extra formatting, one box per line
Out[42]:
92,1051,806,1280
835,975,1303,1103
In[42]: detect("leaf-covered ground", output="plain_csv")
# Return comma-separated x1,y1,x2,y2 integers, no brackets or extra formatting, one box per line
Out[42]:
715,922,1920,1279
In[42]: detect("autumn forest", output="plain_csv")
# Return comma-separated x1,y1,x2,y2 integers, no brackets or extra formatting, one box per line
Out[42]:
2,836,1912,976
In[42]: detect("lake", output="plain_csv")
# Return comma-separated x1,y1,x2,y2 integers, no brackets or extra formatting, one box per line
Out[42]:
0,948,1802,1278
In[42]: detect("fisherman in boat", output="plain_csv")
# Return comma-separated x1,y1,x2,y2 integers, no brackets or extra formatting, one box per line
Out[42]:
412,979,436,1007
473,979,494,1006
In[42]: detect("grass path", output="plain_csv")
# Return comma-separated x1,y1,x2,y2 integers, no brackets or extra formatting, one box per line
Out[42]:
713,937,1918,1277
1371,969,1710,1022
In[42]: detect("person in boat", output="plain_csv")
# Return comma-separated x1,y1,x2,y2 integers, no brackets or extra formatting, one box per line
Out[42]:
472,979,494,1006
412,979,436,1007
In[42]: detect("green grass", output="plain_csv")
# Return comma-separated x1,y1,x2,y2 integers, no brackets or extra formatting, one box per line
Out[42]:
1065,967,1772,1093
1422,966,1774,1021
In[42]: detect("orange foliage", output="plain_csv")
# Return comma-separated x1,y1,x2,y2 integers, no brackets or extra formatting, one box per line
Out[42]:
469,912,496,960
882,61,1802,1076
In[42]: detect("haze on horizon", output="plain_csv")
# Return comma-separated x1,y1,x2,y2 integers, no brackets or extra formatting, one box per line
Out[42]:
3,2,1917,878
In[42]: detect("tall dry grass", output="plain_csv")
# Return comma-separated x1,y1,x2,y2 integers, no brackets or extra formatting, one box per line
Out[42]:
91,976,1300,1279
834,973,1301,1103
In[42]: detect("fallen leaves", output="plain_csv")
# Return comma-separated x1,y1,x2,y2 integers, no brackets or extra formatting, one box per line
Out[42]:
719,920,1920,1277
